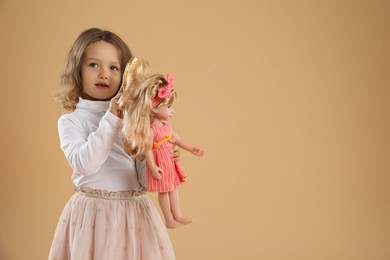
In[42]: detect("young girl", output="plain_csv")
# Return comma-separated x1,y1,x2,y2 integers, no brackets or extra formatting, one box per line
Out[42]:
49,28,177,260
119,58,204,229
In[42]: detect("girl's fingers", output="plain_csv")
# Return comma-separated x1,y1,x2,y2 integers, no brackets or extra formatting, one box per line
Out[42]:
114,88,123,100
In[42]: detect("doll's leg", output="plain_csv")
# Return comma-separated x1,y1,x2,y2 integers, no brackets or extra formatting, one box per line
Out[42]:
169,189,193,225
158,192,181,229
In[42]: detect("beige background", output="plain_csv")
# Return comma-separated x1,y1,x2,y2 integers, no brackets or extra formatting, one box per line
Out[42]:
1,0,389,259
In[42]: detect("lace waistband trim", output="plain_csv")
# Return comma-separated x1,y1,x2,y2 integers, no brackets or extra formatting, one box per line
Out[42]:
75,186,147,200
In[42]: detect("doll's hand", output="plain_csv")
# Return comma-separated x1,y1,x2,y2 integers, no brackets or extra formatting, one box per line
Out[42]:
192,147,205,157
109,88,123,118
151,166,163,181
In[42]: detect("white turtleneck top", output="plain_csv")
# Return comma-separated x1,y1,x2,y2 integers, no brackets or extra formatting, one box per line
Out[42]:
58,97,145,191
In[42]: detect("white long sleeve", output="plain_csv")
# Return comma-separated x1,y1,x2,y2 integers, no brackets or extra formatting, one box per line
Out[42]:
57,98,143,191
59,110,120,176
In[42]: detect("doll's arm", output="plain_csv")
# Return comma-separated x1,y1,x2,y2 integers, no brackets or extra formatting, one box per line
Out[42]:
171,129,205,157
145,131,163,180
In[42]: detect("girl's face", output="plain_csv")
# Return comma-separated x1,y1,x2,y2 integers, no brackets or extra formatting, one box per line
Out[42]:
81,41,121,101
153,104,174,121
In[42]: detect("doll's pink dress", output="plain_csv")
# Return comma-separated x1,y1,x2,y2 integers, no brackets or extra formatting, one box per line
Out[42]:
147,123,186,192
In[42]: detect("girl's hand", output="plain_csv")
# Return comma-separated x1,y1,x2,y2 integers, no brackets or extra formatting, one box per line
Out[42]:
170,139,180,162
109,88,123,118
192,147,205,157
151,166,163,180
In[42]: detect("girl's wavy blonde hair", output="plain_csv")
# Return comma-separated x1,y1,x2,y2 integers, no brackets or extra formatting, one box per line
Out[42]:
119,58,176,159
56,28,132,113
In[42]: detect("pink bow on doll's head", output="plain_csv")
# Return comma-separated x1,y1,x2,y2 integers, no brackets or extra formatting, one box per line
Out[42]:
152,74,175,108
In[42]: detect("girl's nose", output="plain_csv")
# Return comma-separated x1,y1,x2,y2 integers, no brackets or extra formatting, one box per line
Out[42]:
99,69,109,79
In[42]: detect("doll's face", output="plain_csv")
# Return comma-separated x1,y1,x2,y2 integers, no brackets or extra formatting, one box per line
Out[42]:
81,41,122,101
153,104,174,121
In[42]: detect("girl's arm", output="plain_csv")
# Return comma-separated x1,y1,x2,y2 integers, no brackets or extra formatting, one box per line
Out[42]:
58,91,124,176
58,111,121,176
171,129,204,157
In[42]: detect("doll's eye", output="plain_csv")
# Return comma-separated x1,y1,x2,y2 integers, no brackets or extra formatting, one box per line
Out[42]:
110,66,119,71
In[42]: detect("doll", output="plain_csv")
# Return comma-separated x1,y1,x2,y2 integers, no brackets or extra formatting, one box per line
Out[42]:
119,57,204,228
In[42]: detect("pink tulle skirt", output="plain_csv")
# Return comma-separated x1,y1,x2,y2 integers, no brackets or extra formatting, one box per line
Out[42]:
48,187,175,260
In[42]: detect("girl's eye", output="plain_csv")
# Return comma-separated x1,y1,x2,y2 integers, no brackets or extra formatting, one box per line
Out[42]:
88,63,98,68
110,66,119,71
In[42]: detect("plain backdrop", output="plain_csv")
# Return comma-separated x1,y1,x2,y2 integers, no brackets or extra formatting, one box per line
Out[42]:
1,0,389,259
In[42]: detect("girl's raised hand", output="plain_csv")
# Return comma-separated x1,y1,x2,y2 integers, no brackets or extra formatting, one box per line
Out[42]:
109,88,123,118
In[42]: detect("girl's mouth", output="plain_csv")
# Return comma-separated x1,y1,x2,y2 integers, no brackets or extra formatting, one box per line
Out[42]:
96,83,109,88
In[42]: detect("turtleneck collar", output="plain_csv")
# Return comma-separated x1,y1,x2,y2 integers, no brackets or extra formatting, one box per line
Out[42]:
77,97,110,113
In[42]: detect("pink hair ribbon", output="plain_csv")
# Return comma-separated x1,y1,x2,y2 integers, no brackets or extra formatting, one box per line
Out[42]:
152,74,174,108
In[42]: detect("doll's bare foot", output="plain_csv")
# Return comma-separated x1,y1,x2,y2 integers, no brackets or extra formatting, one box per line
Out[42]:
175,216,193,225
165,219,182,229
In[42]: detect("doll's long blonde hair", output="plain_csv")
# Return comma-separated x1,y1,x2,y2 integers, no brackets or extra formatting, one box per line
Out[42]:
119,58,175,159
